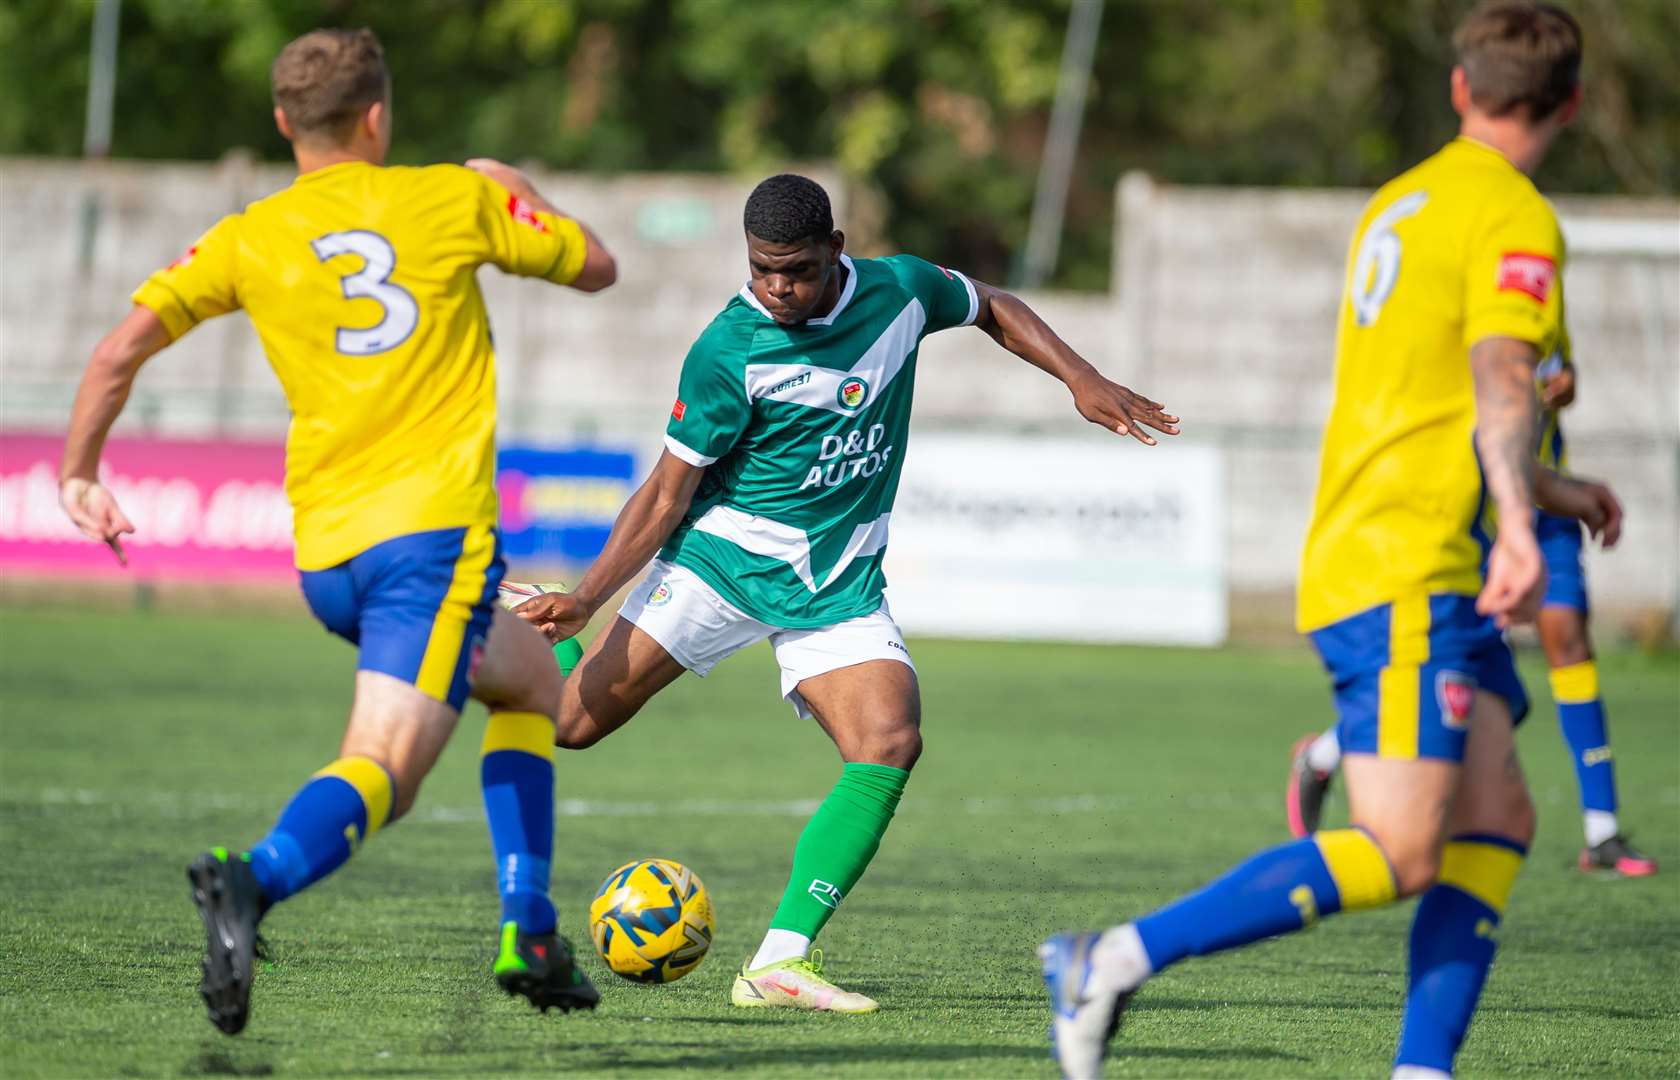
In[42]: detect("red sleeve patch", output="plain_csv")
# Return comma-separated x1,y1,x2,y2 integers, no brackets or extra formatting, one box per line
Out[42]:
166,245,199,271
507,193,549,234
671,399,687,422
1496,252,1555,303
936,264,955,280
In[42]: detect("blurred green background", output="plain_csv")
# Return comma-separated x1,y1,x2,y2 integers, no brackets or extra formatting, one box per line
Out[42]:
4,0,1675,290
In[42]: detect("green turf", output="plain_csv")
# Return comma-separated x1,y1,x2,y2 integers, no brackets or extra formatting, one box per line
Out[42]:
1,605,1676,1078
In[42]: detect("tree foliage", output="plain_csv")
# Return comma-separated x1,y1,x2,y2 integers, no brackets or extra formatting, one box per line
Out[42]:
2,0,1673,289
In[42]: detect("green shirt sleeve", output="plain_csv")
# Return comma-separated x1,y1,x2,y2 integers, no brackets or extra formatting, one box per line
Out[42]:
664,316,753,466
880,254,979,334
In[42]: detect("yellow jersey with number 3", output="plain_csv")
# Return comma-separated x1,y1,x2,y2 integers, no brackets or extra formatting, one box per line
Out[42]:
131,161,588,570
1296,137,1567,632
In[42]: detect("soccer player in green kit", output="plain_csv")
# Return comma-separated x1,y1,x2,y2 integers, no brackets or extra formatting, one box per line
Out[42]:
514,174,1179,1011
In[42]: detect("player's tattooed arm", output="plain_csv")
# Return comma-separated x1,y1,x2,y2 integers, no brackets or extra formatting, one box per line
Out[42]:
1469,335,1545,626
968,280,1178,446
466,157,617,292
514,451,705,642
59,305,174,566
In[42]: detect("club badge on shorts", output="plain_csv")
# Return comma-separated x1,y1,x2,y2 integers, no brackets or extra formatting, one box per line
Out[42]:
647,582,673,608
1436,670,1476,729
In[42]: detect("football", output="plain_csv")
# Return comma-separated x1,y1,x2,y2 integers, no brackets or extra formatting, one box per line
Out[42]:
588,859,715,983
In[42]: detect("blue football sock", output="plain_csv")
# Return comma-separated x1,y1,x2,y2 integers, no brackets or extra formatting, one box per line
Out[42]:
1135,829,1396,970
1396,834,1526,1073
481,712,557,935
246,756,393,904
1551,661,1617,814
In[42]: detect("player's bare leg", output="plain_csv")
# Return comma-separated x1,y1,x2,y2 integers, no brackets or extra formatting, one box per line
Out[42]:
1341,754,1458,896
799,659,924,770
733,659,919,1014
337,672,460,820
553,616,687,750
1537,607,1654,875
469,607,600,1012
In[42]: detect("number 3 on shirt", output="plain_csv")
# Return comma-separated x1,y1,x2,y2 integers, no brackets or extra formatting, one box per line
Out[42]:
311,230,419,355
1348,190,1428,327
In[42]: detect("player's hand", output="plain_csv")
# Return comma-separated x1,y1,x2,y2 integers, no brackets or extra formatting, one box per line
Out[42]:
1477,525,1545,629
514,591,591,644
58,477,134,566
1540,366,1576,410
1536,471,1623,549
1576,479,1624,548
1558,476,1623,548
466,158,536,200
1069,373,1180,446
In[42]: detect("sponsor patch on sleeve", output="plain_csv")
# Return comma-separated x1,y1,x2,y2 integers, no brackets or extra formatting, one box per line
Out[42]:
507,193,549,234
165,245,199,271
1495,252,1555,303
671,399,687,421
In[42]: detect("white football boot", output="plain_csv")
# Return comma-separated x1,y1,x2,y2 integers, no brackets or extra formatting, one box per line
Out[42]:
730,949,878,1013
1040,926,1152,1079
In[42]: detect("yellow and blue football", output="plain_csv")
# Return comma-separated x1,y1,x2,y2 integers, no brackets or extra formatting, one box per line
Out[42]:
587,858,714,983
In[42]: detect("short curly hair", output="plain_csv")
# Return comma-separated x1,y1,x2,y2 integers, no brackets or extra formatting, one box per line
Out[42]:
743,174,833,245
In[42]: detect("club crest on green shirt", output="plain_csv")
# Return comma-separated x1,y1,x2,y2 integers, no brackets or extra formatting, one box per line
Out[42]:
836,376,869,411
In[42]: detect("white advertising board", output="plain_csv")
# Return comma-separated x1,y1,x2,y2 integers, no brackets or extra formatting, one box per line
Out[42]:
884,434,1227,645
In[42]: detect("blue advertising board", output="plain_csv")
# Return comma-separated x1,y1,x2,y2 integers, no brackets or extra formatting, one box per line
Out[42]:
496,445,638,563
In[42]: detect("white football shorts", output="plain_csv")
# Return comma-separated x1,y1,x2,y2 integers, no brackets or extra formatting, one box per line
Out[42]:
617,559,915,719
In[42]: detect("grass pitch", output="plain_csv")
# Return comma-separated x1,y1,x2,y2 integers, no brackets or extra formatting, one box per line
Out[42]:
1,603,1676,1078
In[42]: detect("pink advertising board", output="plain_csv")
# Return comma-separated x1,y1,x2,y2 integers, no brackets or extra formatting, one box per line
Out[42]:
0,433,295,580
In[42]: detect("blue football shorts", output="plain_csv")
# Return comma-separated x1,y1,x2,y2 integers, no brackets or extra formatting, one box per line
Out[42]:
1535,509,1588,614
1308,593,1529,763
299,524,505,711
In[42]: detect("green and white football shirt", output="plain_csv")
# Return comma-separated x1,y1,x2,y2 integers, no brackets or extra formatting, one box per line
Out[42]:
661,253,979,627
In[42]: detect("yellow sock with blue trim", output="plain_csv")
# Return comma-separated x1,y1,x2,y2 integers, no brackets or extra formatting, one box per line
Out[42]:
1396,833,1526,1073
481,711,557,935
246,756,393,904
1550,661,1619,825
1134,828,1397,970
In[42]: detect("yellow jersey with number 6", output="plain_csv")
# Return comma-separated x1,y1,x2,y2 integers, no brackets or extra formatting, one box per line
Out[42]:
1296,137,1566,632
132,161,588,570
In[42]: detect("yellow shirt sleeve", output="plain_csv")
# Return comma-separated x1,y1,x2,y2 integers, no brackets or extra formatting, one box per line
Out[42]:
130,214,242,340
1463,195,1564,354
474,174,589,286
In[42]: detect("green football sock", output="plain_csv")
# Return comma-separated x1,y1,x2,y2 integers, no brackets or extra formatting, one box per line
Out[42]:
768,762,909,939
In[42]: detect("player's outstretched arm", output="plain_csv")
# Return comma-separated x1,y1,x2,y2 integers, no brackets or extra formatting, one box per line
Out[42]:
1536,467,1622,548
466,158,617,292
968,280,1178,445
1470,335,1545,626
514,451,704,642
59,306,173,565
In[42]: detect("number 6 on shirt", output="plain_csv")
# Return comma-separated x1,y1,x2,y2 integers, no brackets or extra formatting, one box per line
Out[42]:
311,229,419,355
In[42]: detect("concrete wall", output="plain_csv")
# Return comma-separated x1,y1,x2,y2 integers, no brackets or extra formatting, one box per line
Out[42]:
3,158,1675,622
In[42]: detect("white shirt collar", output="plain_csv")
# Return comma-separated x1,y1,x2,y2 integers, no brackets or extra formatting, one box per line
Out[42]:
737,253,857,327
